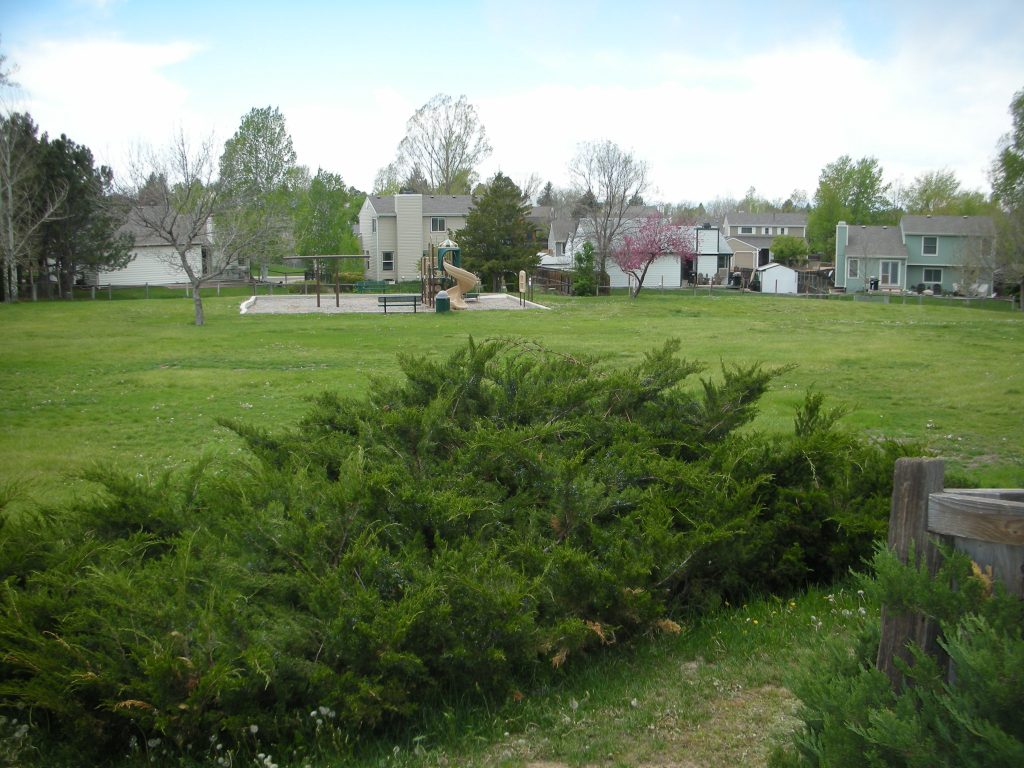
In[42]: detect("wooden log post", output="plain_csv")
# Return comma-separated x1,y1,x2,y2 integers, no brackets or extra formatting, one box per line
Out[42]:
875,457,947,688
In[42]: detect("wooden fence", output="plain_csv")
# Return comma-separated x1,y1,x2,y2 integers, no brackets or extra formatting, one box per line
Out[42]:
876,458,1024,686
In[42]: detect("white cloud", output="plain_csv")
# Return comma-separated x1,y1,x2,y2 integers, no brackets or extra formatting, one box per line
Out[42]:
13,38,204,171
470,35,1016,203
286,88,415,188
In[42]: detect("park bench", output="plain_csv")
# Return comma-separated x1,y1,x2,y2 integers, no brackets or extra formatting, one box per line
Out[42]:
377,294,421,313
464,292,479,301
356,280,387,293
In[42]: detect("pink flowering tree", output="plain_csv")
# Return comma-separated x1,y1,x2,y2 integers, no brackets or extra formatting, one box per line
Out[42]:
611,214,696,298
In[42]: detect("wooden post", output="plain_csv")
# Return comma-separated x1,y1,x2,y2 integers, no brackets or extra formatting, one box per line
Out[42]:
876,457,947,688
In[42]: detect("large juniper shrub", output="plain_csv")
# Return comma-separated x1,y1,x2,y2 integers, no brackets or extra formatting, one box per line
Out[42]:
0,337,902,764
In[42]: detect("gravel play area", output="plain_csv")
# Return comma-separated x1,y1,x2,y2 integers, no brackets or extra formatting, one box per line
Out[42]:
240,293,548,315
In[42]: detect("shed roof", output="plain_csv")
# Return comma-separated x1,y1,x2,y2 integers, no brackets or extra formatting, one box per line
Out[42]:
755,261,797,274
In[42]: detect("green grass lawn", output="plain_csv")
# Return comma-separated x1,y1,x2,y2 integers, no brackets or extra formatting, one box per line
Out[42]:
2,290,1021,514
1,290,1022,767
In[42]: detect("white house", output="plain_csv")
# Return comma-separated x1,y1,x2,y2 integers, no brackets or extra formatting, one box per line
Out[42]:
603,222,733,289
722,212,809,271
358,193,473,282
755,262,798,294
91,207,215,286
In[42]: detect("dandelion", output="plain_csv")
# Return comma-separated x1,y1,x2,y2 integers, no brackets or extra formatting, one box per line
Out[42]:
147,738,161,749
249,724,259,735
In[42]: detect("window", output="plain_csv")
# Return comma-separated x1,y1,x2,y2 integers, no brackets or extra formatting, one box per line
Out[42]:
372,218,377,233
431,216,446,232
740,226,753,234
923,268,942,283
881,260,900,286
848,258,860,279
763,227,771,235
780,227,787,235
922,236,937,255
382,251,394,271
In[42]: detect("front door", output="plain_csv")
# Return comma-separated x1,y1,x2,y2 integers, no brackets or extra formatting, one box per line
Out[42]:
880,260,901,289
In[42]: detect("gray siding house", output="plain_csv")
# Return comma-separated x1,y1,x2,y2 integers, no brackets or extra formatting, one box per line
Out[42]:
358,194,473,282
835,215,996,294
721,212,809,272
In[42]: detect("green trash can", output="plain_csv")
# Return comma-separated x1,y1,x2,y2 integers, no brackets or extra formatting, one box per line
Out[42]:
435,289,451,313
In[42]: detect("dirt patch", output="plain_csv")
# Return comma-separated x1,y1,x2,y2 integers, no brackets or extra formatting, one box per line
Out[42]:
651,684,801,767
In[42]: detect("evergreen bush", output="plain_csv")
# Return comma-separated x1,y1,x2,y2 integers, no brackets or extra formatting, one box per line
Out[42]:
773,546,1024,767
0,337,902,764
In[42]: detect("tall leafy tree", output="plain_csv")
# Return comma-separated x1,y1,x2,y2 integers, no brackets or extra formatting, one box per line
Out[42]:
0,112,67,302
457,172,539,291
37,133,133,298
378,94,492,195
807,155,893,256
218,106,302,266
537,181,555,207
991,86,1024,301
568,140,649,283
294,168,363,257
992,87,1024,212
903,169,993,216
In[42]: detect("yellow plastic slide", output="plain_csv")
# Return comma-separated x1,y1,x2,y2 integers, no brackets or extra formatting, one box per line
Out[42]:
442,259,479,310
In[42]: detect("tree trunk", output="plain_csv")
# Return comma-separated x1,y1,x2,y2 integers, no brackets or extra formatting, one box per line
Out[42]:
192,283,205,326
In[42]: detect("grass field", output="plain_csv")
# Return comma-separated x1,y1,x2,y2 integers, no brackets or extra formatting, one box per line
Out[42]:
2,290,1021,513
1,290,1022,766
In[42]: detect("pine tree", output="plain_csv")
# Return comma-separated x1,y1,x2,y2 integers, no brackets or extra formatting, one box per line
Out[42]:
456,172,540,291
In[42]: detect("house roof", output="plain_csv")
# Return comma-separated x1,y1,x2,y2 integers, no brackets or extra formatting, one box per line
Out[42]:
726,235,774,250
119,206,211,248
548,212,579,242
845,225,906,257
365,194,474,217
726,212,808,227
900,215,995,238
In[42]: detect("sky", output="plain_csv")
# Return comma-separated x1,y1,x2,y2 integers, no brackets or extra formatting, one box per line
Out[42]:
3,0,1024,205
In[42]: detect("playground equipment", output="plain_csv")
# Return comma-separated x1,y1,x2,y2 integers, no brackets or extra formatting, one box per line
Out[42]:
420,238,480,310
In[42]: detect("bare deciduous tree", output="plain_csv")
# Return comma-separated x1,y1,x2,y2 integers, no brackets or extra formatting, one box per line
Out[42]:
124,130,263,325
0,112,67,302
568,140,649,285
382,94,492,195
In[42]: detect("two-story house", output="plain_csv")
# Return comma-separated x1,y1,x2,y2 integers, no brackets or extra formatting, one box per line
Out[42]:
358,194,473,282
721,212,809,272
834,215,996,294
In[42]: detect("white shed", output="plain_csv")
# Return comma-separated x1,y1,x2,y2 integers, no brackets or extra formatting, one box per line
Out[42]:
606,255,683,289
755,262,798,294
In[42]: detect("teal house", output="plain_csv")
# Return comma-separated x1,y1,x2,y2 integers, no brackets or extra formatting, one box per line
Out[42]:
835,215,996,295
